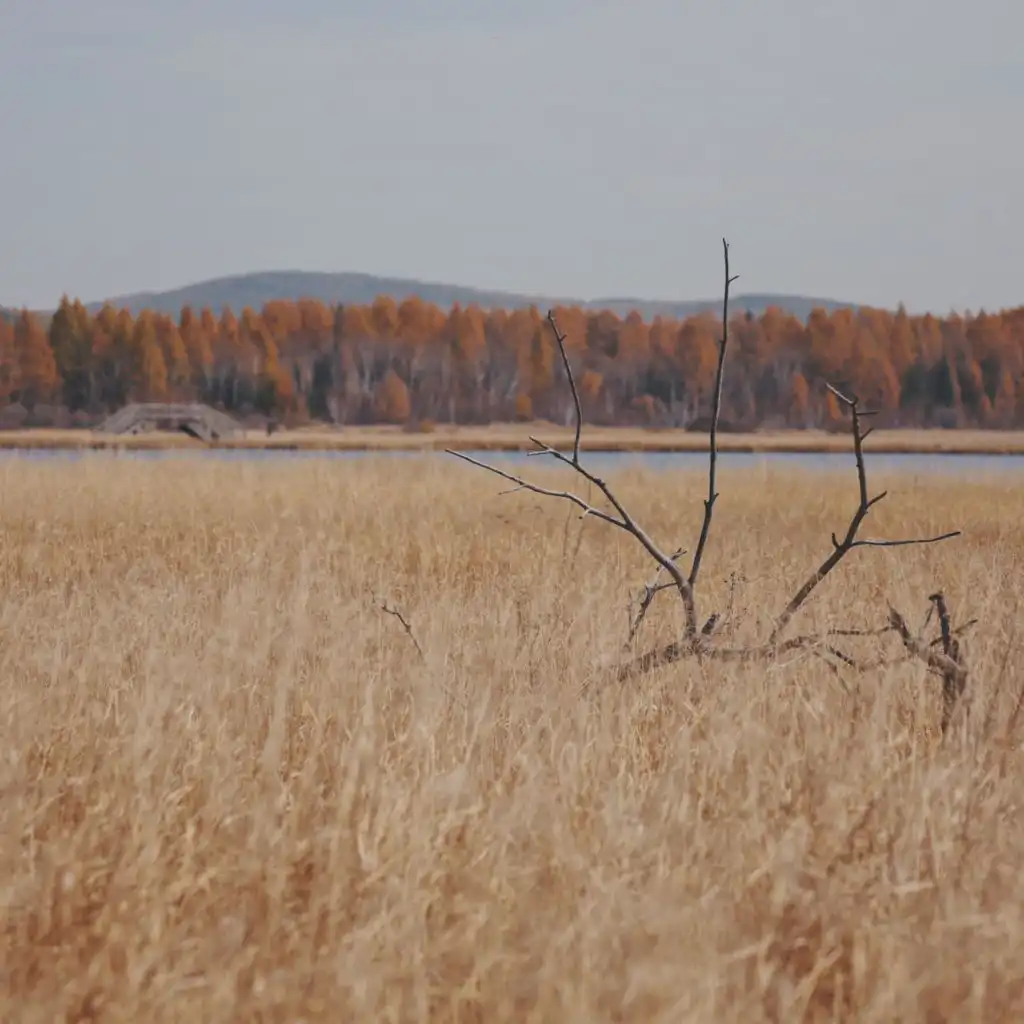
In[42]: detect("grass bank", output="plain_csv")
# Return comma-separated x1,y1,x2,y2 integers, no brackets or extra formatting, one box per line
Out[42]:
3,423,1024,454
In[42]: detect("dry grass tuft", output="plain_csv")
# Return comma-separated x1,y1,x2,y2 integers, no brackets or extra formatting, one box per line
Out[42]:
1,455,1023,1022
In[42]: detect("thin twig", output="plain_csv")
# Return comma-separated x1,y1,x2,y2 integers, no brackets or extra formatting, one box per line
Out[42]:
535,439,690,596
548,311,582,465
560,497,590,570
845,535,961,550
445,449,622,528
809,648,854,695
927,619,977,647
377,597,425,662
829,626,893,638
627,547,685,645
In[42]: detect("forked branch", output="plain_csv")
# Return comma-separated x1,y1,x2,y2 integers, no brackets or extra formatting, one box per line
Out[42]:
627,548,685,645
448,241,739,648
768,385,960,645
892,591,970,733
447,242,968,726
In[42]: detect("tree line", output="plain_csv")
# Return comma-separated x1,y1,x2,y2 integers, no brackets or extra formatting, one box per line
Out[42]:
1,294,1022,430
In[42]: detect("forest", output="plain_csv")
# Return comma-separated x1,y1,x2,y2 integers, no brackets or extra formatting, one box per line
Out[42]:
1,293,1023,430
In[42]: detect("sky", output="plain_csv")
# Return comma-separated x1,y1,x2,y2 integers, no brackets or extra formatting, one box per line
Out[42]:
1,0,1022,313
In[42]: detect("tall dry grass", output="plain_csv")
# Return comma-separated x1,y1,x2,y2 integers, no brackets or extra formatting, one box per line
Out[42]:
1,454,1022,1022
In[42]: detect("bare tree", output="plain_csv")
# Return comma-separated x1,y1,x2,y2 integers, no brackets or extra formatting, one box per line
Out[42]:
447,240,970,730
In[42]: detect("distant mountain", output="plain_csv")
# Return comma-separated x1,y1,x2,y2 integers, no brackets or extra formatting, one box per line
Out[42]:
82,270,857,322
87,271,559,318
592,293,855,322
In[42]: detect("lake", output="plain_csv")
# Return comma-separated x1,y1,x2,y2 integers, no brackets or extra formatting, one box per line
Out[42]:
1,447,1024,477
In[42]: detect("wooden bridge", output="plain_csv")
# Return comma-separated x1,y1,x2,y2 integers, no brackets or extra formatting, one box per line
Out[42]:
96,403,245,442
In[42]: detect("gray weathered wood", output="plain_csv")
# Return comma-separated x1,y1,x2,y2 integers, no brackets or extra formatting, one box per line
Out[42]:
96,403,244,442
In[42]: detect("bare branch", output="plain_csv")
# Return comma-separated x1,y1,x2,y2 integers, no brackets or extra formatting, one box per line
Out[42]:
529,440,693,597
619,629,888,680
769,386,960,645
888,604,969,732
828,626,893,638
448,307,696,630
845,534,961,550
445,449,623,528
616,239,740,643
627,548,685,646
448,240,758,661
887,607,964,686
548,311,582,465
927,591,969,731
808,648,854,693
377,596,425,662
618,611,963,687
687,238,739,605
560,499,590,570
701,612,721,636
930,591,953,651
928,618,977,647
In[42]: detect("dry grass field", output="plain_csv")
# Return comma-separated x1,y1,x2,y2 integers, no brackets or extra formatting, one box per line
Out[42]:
5,423,1024,455
1,453,1023,1021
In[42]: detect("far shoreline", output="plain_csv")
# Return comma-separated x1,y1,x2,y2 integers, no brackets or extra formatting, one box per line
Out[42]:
3,424,1024,456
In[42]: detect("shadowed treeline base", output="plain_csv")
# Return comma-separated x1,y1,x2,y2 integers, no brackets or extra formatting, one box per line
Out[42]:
1,459,1022,1021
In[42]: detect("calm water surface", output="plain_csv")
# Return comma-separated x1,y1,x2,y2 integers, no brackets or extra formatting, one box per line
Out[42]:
2,447,1023,478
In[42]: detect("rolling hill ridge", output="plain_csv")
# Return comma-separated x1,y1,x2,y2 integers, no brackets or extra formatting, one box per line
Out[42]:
78,270,857,322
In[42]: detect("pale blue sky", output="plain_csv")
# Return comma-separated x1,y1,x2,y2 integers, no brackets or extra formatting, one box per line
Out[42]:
1,0,1021,312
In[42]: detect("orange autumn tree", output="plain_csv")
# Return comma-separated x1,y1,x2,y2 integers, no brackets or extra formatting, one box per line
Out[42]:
787,371,811,428
373,368,411,423
179,305,214,391
48,295,95,409
155,315,191,397
130,312,168,401
13,309,58,407
0,316,18,405
248,310,294,416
